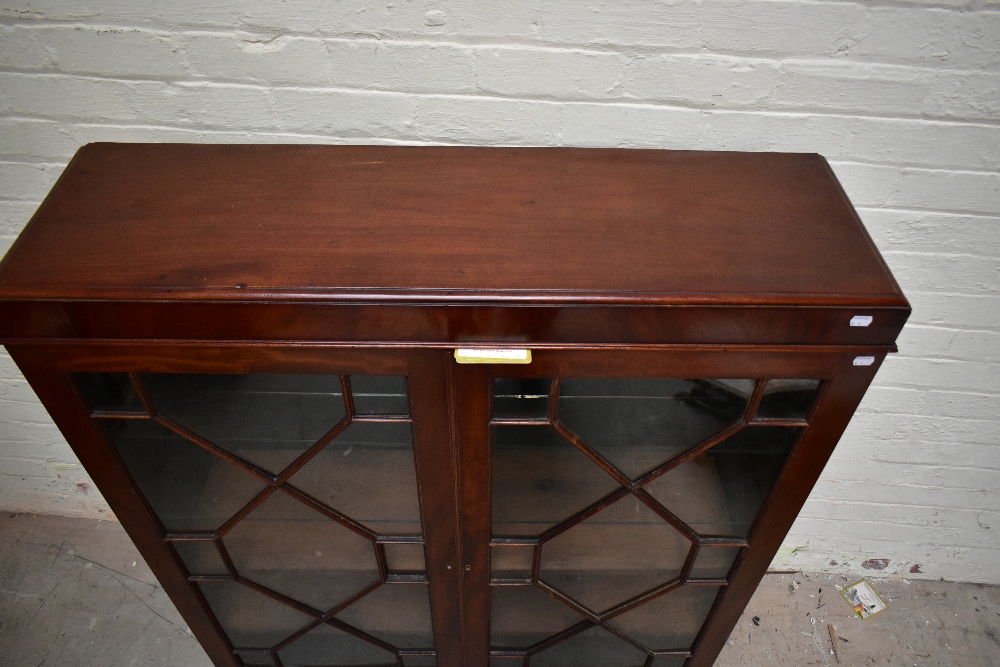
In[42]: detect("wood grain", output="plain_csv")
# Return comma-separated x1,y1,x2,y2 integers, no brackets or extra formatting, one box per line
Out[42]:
0,145,905,307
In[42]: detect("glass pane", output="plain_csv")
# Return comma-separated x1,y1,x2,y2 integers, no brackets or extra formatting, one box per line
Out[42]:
75,372,145,413
142,373,346,474
531,625,647,667
335,582,433,649
277,621,397,666
606,585,722,651
688,379,755,404
557,379,749,480
690,547,741,580
401,655,437,666
491,585,586,649
173,540,228,576
237,654,275,666
351,375,409,416
384,543,426,574
223,490,380,612
493,378,550,420
490,659,524,667
755,379,821,420
650,657,688,667
198,580,313,649
491,544,534,580
539,495,690,613
645,426,801,537
105,418,267,531
492,425,621,537
289,421,421,535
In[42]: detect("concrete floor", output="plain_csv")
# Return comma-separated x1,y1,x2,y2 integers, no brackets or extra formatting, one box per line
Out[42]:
0,513,997,667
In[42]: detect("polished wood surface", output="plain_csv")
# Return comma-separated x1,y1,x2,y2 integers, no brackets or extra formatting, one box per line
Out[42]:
0,300,910,346
0,144,904,306
0,145,909,348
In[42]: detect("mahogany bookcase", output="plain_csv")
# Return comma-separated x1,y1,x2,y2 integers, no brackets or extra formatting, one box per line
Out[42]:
0,145,909,667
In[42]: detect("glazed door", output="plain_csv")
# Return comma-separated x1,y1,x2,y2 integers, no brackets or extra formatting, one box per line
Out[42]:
10,345,882,667
8,346,464,667
455,348,881,667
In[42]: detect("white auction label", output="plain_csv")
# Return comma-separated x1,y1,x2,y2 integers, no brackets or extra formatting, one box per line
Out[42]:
853,356,876,366
850,315,873,327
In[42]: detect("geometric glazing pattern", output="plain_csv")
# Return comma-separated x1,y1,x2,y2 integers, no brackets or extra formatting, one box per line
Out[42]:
539,495,689,613
492,424,620,537
643,426,802,539
490,377,822,666
78,372,434,667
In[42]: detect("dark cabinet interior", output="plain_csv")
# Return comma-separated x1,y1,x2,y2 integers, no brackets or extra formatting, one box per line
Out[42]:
0,145,908,666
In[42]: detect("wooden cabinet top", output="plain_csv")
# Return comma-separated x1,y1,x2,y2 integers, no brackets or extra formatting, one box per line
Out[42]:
0,144,909,346
0,144,905,308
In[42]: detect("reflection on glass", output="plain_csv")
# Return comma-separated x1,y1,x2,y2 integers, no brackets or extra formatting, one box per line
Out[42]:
557,379,748,479
276,621,397,666
539,496,690,613
223,490,380,612
351,375,409,416
686,379,754,409
105,418,267,531
491,585,585,649
607,585,721,651
755,380,821,420
491,544,534,580
173,540,228,576
198,580,313,649
89,370,435,662
492,425,621,537
75,373,145,413
690,547,742,580
384,543,426,574
531,625,647,667
289,421,421,536
645,426,801,538
142,373,346,474
490,659,523,667
335,583,433,649
493,378,550,420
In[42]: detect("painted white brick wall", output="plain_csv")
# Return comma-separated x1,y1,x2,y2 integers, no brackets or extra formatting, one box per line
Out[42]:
0,0,997,583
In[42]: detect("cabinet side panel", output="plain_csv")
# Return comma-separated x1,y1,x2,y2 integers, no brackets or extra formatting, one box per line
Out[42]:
7,345,239,667
687,355,886,667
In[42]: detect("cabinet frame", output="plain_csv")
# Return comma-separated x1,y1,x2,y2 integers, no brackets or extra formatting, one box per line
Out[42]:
7,341,888,667
0,144,910,666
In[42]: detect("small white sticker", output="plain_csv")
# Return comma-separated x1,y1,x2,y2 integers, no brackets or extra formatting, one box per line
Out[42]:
850,315,873,327
853,356,876,366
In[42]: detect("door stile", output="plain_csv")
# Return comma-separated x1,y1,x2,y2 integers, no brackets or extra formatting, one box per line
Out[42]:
6,344,240,667
453,362,493,667
407,349,467,666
